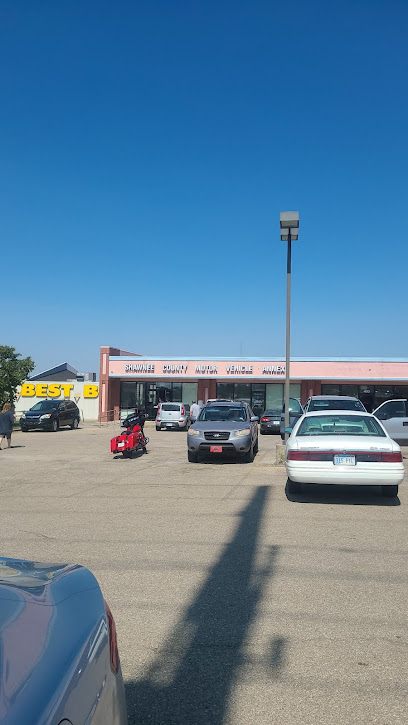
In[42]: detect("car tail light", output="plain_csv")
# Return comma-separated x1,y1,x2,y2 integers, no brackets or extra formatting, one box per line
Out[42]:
261,417,270,422
180,407,185,416
104,600,119,674
381,452,402,462
287,450,310,460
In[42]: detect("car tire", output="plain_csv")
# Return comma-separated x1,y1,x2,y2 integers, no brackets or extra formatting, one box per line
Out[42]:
71,417,79,429
254,437,259,454
188,450,198,463
243,444,254,463
21,427,28,432
260,430,265,435
288,479,302,494
51,419,59,432
382,484,399,497
156,426,161,431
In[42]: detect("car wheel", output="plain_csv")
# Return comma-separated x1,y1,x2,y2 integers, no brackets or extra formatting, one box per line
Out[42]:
287,479,301,494
280,434,285,441
260,430,265,435
188,450,198,463
382,484,399,497
156,426,161,431
20,427,28,432
254,437,259,454
243,444,254,463
71,417,79,429
51,419,59,432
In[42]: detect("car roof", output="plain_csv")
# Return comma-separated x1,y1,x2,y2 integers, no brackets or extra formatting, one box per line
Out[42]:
303,410,373,417
206,400,246,406
308,395,360,401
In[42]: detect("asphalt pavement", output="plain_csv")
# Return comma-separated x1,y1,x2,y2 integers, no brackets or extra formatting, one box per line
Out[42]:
1,422,408,725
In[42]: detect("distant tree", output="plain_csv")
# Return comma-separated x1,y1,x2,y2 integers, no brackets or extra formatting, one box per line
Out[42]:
0,346,35,407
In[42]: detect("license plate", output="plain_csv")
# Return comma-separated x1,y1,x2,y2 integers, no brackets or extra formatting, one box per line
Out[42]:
333,455,355,466
166,423,174,427
210,445,222,453
118,442,125,448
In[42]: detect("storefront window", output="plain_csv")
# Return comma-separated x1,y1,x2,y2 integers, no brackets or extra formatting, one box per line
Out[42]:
321,384,340,395
340,385,359,397
217,383,234,400
172,382,182,402
182,382,198,405
234,383,251,404
266,384,283,410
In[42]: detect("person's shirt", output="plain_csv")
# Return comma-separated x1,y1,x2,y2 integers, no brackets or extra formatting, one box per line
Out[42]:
0,411,14,433
190,403,201,419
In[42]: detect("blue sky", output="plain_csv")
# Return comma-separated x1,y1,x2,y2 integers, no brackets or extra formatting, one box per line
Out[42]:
2,0,407,374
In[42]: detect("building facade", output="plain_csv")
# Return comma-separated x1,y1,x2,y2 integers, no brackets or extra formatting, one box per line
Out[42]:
99,346,408,421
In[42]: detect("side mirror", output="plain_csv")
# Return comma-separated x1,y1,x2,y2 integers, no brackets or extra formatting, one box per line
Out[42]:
251,416,259,423
284,427,293,434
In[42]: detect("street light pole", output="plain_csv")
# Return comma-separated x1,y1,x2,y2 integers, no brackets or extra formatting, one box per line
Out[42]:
284,230,292,439
279,212,299,441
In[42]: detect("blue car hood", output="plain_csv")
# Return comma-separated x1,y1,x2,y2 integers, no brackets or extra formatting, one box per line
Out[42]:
0,558,106,724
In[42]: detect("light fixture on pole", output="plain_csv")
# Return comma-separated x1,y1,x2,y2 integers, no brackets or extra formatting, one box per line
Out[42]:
280,211,299,440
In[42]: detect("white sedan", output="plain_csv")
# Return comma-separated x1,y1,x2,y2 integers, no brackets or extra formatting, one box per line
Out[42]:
285,410,404,497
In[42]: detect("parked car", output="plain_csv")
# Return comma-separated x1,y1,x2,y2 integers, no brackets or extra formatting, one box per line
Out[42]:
20,400,80,432
285,410,404,497
373,399,408,443
260,409,282,434
303,395,366,413
0,556,128,724
187,400,259,462
156,402,190,431
280,398,304,439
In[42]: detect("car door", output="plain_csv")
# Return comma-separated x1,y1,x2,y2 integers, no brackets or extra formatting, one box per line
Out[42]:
58,402,68,427
66,401,76,425
374,400,408,442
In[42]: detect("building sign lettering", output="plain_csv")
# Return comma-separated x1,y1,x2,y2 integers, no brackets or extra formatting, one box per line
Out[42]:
195,365,218,374
163,365,188,373
20,383,99,399
226,365,253,374
125,364,155,373
262,365,285,375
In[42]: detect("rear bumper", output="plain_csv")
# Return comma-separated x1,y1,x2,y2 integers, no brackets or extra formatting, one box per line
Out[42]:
156,420,187,429
286,461,405,485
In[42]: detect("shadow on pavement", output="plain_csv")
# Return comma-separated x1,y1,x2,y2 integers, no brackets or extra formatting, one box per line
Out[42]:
125,485,279,724
285,480,400,506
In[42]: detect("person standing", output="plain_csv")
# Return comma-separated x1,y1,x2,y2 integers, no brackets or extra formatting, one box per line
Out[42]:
189,400,201,422
0,403,15,450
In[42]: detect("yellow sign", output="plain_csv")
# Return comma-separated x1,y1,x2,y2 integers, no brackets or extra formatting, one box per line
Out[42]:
20,383,99,399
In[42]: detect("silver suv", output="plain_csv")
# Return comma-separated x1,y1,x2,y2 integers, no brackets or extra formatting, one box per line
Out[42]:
187,401,259,463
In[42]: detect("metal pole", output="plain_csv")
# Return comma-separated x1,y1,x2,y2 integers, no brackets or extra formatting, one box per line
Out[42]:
284,231,292,440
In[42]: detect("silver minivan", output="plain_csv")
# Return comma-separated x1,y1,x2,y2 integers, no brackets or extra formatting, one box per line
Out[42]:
156,403,190,431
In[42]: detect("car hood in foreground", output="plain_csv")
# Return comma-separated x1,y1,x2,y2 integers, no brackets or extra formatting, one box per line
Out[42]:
0,557,108,724
287,435,398,452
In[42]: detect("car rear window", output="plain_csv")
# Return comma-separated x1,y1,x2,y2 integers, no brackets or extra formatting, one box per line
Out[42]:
199,406,247,421
161,404,180,411
297,415,386,437
308,399,365,411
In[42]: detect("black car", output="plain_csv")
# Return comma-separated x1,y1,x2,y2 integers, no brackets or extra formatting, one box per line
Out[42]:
260,409,282,434
20,400,80,432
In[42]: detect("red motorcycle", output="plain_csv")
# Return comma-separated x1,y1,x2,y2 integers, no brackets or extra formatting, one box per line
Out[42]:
111,414,148,458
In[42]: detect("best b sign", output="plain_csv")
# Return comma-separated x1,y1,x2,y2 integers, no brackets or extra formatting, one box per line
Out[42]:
21,383,99,399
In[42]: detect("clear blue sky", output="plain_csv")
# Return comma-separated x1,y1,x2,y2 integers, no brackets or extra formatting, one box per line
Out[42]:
2,0,407,375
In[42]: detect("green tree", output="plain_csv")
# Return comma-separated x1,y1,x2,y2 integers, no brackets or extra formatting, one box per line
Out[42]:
0,346,35,407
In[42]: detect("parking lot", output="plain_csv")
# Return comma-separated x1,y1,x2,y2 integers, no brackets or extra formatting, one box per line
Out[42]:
2,422,408,724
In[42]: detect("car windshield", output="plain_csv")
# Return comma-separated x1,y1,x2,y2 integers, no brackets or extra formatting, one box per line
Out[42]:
308,399,365,411
30,401,58,411
296,414,386,437
199,406,247,422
